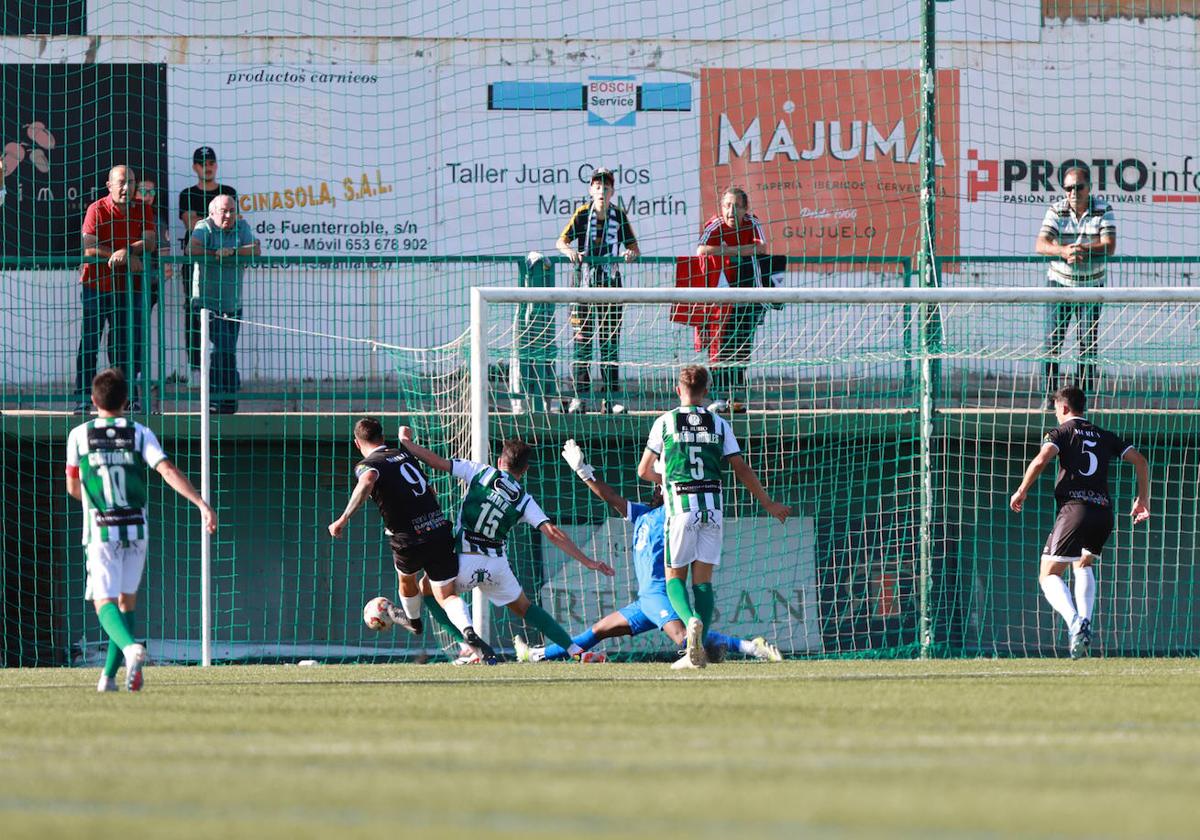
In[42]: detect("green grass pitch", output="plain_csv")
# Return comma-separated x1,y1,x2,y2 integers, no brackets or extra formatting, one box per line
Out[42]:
1,660,1197,839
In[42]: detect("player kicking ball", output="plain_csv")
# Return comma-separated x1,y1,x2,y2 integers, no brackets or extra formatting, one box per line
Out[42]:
328,417,497,664
398,427,615,661
66,368,217,692
637,365,791,669
512,439,782,665
1010,386,1150,659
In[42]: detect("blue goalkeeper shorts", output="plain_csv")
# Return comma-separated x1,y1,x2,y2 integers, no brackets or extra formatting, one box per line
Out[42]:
618,591,679,635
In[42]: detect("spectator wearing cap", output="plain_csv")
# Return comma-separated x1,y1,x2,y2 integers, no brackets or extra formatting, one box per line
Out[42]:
188,194,260,414
74,165,156,413
555,167,640,414
172,147,238,386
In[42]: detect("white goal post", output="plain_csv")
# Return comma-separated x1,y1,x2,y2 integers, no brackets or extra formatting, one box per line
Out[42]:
468,284,1200,651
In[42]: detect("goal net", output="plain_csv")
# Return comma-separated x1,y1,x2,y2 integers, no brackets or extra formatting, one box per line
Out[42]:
461,283,1200,659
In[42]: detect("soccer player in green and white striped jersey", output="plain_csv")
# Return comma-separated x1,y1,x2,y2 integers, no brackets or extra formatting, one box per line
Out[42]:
398,428,614,661
638,365,790,669
65,368,216,692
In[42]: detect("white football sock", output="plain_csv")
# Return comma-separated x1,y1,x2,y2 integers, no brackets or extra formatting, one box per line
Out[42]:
1074,566,1096,623
738,639,756,655
567,643,583,656
441,594,473,633
1039,574,1079,630
399,594,423,620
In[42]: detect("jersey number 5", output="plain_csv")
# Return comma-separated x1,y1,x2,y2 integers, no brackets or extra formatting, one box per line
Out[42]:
688,446,704,480
1079,439,1098,477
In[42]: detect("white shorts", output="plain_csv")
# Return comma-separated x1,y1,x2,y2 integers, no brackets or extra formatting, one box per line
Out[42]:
665,509,724,569
456,553,523,606
83,540,147,601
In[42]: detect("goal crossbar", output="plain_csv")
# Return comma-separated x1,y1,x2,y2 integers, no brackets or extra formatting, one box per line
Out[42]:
467,284,1199,649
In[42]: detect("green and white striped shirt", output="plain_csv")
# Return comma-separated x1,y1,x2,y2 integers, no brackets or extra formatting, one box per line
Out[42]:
451,459,549,557
645,406,740,515
65,417,166,545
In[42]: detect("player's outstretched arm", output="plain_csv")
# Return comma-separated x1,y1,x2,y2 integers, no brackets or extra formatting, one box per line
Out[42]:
1123,447,1151,523
562,439,627,516
538,522,615,577
1009,444,1056,513
728,454,791,523
636,448,661,485
328,470,377,537
397,425,452,473
156,459,218,533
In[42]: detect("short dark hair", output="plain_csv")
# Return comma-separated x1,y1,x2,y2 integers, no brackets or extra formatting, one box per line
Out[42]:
1053,386,1086,414
499,438,533,474
679,365,709,396
590,167,614,186
353,416,384,443
92,368,128,411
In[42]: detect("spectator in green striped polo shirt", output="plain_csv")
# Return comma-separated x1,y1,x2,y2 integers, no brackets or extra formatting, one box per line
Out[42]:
1036,167,1117,407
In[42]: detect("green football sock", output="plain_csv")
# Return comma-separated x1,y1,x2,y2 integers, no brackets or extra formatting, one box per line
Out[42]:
522,604,574,652
666,578,695,623
692,582,714,636
97,602,136,650
102,610,136,678
425,598,464,643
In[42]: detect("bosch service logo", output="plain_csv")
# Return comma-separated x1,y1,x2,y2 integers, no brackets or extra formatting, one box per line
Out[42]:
966,149,1200,205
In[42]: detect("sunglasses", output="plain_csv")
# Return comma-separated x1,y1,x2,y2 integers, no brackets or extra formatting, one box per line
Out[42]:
1063,183,1087,192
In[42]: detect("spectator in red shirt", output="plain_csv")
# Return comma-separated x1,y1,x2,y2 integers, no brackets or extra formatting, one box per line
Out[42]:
696,187,767,412
74,165,155,414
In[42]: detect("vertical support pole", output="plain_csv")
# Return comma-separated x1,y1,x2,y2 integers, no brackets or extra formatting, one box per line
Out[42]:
917,0,939,659
199,307,212,666
468,288,491,642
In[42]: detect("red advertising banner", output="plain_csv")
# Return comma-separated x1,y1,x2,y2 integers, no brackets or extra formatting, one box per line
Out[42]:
699,68,958,258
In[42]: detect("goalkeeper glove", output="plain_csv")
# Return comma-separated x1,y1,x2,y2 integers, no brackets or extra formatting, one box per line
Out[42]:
561,439,595,482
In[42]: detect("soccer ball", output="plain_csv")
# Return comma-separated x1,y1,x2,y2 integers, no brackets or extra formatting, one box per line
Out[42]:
362,596,395,632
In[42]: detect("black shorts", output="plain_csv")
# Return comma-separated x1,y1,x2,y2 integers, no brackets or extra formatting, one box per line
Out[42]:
389,529,457,582
1043,502,1114,560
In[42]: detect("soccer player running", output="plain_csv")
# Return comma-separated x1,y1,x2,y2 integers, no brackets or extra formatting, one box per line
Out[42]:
328,417,496,663
637,365,791,669
398,428,615,661
512,439,782,664
65,368,217,692
1009,386,1150,658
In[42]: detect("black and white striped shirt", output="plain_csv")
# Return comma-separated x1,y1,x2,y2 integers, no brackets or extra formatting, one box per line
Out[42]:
1039,196,1116,286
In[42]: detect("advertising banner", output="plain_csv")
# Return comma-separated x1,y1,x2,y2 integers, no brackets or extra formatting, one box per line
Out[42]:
960,67,1200,259
167,66,435,257
0,64,167,257
438,69,699,256
544,517,821,655
699,68,959,259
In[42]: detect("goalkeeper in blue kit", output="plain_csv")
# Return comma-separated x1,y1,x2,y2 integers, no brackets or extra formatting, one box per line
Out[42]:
512,439,783,664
